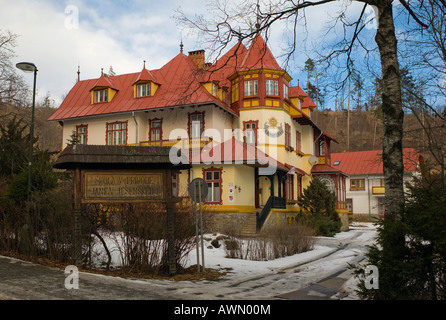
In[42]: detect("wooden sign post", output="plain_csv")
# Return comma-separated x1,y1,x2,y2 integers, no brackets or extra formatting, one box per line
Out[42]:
54,145,190,276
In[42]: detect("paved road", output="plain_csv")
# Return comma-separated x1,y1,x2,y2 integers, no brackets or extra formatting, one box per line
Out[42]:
0,225,376,300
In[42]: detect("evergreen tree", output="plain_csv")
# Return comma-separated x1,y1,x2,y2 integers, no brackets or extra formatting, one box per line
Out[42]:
0,116,31,177
297,177,341,236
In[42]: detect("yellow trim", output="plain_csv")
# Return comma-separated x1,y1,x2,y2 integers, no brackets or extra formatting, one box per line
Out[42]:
229,69,292,82
201,205,256,213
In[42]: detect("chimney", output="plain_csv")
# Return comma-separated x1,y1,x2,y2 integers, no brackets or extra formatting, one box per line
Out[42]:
188,50,205,69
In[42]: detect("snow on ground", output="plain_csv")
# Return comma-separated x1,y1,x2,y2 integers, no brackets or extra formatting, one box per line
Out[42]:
87,222,377,299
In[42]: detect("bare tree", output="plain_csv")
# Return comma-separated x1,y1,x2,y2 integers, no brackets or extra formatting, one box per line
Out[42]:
177,0,431,224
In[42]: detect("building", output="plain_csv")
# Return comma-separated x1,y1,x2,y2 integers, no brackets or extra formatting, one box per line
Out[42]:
331,148,421,218
48,34,346,233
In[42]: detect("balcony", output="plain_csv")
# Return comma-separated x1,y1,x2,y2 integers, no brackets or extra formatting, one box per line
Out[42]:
372,186,385,195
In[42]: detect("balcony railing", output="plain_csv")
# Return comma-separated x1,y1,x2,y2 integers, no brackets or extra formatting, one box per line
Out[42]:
129,137,213,148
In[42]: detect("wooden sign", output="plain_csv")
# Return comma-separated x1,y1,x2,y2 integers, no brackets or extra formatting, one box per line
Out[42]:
82,171,165,203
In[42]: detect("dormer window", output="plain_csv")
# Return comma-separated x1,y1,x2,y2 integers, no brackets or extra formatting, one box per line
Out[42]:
94,89,108,103
136,83,151,97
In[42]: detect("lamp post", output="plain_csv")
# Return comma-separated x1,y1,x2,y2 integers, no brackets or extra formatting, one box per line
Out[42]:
16,62,37,200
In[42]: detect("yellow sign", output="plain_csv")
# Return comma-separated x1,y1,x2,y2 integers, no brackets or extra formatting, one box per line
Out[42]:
84,172,164,201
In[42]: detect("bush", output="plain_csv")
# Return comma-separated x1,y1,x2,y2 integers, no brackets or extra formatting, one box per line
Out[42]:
296,212,341,237
224,223,315,261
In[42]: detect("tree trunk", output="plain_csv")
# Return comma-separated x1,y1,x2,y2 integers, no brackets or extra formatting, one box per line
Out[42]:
375,0,405,221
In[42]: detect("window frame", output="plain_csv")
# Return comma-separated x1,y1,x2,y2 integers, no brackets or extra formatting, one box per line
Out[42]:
188,111,205,139
94,89,108,103
203,167,223,204
149,118,163,143
266,79,279,96
76,124,88,145
243,120,259,145
106,121,128,146
244,80,258,97
296,130,302,152
285,123,291,148
350,178,366,191
136,82,151,98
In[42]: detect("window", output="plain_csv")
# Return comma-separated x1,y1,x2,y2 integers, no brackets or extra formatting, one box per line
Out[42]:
204,168,222,204
188,112,204,139
350,179,365,191
231,82,239,103
136,83,150,97
212,83,218,97
296,130,302,152
94,89,108,103
266,80,278,96
244,80,258,97
149,119,162,142
244,120,258,145
106,121,127,145
283,83,289,99
318,140,325,156
346,199,353,213
76,125,88,145
286,175,294,201
285,123,291,148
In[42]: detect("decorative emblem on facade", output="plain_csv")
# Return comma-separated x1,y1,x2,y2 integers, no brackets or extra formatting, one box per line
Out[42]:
264,117,284,138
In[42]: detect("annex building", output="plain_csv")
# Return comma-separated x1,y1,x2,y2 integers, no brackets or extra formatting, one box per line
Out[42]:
48,34,347,234
331,148,421,219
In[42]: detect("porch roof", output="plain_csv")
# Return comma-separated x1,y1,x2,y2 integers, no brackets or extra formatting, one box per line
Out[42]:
189,137,289,172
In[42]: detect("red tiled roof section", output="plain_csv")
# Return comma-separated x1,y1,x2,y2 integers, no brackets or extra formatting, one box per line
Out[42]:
90,74,118,91
331,148,420,175
191,136,288,170
239,34,282,71
133,67,159,85
47,53,236,121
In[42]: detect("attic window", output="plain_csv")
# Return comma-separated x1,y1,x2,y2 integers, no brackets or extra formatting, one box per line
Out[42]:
94,89,108,103
333,161,340,166
136,83,151,97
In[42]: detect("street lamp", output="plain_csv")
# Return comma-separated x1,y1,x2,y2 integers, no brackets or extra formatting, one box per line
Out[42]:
16,62,38,200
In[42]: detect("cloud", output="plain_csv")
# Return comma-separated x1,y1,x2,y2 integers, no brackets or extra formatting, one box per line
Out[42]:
0,0,189,106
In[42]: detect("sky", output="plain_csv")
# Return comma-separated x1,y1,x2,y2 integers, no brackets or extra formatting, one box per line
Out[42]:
0,0,372,107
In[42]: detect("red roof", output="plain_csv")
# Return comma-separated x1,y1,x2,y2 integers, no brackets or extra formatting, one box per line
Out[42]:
47,34,316,123
190,136,288,171
48,53,236,121
331,148,420,176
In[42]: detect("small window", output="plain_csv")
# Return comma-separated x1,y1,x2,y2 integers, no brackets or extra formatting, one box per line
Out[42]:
350,179,365,191
333,161,341,166
285,123,291,148
244,120,258,145
189,112,204,139
283,83,289,99
212,83,218,97
204,168,222,204
296,130,302,152
244,80,258,97
266,80,278,96
94,89,108,103
76,125,88,145
149,119,162,142
106,121,127,145
136,83,151,97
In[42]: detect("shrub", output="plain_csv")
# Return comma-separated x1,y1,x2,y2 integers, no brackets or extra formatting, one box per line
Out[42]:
296,177,341,236
224,223,315,261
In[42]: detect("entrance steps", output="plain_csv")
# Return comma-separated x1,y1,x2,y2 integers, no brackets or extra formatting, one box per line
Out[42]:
240,213,258,237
